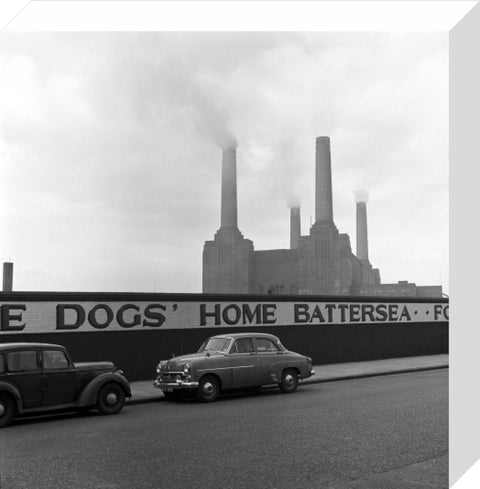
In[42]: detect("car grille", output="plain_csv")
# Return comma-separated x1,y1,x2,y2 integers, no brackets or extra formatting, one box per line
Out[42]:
160,373,183,383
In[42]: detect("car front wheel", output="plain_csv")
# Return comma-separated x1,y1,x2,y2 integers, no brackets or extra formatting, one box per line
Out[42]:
196,375,220,402
0,393,16,428
279,369,299,393
97,382,126,415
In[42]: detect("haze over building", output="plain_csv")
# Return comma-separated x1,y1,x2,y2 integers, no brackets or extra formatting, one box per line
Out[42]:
203,137,443,298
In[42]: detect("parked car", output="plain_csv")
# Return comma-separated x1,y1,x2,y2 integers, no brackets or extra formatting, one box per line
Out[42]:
154,332,315,402
0,342,131,427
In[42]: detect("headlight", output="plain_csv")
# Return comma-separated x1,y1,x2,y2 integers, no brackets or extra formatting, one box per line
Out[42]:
183,362,191,374
156,364,162,374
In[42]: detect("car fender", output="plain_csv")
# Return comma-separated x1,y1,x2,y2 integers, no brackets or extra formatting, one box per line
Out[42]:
76,373,132,407
192,355,231,390
268,360,307,380
0,381,23,412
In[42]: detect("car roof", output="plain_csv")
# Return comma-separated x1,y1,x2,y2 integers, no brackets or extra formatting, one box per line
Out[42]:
0,342,64,351
209,332,281,342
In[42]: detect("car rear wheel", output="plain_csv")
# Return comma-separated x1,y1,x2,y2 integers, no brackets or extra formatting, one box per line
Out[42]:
97,382,126,415
197,375,220,402
279,369,299,393
0,393,16,428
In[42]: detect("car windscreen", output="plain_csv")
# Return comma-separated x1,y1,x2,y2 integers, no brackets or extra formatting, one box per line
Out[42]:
43,350,69,369
198,338,231,353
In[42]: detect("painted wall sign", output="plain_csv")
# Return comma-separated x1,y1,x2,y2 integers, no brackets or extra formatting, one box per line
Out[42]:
0,300,449,334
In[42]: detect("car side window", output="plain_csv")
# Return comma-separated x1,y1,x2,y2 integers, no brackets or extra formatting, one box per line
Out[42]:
7,350,39,372
43,350,69,369
232,338,255,354
0,353,4,373
255,338,280,353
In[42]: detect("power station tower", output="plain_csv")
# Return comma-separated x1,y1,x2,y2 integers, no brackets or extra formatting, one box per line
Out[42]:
355,199,381,285
202,146,254,293
356,201,369,262
202,136,382,295
296,137,347,294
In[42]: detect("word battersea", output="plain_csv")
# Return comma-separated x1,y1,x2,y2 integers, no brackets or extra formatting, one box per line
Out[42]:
292,303,448,323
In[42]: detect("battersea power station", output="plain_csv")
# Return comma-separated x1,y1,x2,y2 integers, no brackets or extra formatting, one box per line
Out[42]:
202,136,442,298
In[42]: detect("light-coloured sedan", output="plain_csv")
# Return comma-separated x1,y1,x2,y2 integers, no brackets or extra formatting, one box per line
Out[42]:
154,332,315,402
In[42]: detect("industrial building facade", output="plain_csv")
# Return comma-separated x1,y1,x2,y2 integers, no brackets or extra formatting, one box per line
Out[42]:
203,137,442,298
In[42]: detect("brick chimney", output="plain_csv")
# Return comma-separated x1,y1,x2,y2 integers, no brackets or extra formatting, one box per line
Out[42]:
290,206,301,249
356,201,369,261
220,147,238,229
3,262,13,292
315,136,333,223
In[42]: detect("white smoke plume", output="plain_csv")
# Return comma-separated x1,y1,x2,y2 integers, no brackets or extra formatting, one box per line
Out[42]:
354,188,369,203
286,196,302,209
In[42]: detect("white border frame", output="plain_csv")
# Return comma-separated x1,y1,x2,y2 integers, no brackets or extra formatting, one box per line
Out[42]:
1,1,479,487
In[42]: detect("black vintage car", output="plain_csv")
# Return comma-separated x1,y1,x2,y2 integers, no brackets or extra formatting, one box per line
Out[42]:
0,342,131,427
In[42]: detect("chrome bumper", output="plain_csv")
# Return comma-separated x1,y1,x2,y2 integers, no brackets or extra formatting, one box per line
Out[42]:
154,379,199,390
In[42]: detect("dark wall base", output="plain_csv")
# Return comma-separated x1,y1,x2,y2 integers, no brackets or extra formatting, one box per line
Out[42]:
0,322,448,381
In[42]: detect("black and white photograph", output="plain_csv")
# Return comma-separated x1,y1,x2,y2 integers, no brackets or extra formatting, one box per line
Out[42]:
0,3,457,488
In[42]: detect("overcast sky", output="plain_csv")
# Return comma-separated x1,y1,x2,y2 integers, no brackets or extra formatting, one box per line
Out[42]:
0,32,448,294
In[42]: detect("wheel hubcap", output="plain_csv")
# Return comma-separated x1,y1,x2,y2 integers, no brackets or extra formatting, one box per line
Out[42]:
0,403,5,417
106,392,118,405
285,374,295,386
203,382,214,395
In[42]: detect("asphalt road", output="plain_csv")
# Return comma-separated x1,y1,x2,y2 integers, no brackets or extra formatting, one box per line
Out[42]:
0,369,448,489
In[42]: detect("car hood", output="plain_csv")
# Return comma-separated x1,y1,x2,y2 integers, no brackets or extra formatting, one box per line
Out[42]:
74,361,116,372
160,352,222,368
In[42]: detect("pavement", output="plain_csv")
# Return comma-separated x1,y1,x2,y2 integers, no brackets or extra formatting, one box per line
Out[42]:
127,353,448,405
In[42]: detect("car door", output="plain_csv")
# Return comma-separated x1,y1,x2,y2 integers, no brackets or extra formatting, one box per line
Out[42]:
41,348,81,407
254,337,283,384
6,348,42,409
229,338,260,388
